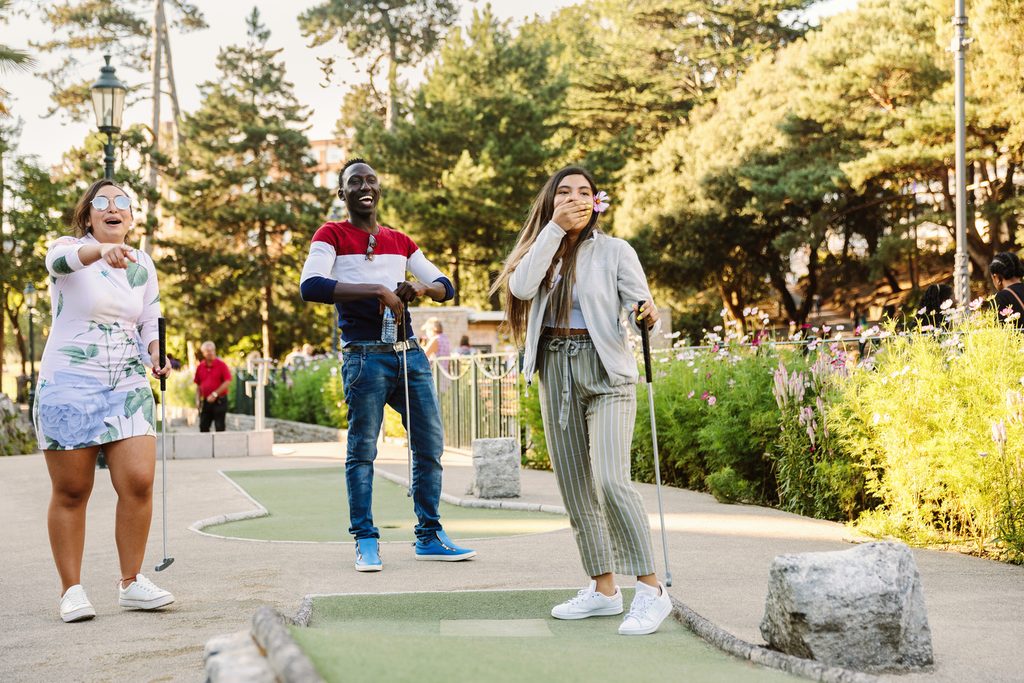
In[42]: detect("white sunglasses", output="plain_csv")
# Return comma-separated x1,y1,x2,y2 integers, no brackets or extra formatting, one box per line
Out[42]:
91,195,132,211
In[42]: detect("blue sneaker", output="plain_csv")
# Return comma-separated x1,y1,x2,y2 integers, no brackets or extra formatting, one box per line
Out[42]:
355,538,382,572
414,530,476,561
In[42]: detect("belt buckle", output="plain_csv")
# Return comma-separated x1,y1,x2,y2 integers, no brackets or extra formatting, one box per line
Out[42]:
393,341,410,352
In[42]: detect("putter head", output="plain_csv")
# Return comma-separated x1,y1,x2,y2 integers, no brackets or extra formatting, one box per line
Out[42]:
154,557,175,572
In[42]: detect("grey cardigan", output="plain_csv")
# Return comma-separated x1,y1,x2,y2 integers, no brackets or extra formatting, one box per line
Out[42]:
509,221,657,386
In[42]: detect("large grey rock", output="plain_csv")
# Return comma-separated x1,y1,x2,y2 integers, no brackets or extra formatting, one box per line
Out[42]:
760,541,933,673
471,437,520,499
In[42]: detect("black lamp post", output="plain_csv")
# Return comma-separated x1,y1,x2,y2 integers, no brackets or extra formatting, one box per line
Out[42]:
90,55,127,180
23,283,37,410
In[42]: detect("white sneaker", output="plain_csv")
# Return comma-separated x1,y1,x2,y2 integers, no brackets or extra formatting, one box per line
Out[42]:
59,584,96,623
118,574,174,610
551,580,623,620
618,581,672,635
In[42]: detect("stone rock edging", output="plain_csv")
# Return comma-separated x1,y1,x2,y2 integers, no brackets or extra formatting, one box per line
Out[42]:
671,597,879,683
252,606,323,683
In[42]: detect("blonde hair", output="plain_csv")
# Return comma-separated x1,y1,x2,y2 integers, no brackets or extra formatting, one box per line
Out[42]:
490,166,600,344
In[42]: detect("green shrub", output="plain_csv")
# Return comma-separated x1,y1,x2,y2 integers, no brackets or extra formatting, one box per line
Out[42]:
269,360,347,429
632,346,792,504
831,317,1024,562
520,381,550,470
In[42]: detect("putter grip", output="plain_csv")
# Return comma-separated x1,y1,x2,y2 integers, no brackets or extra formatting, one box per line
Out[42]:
638,300,653,383
158,317,167,391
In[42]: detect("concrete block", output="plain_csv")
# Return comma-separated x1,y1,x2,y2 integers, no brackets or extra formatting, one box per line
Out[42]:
213,431,250,458
247,430,274,457
470,437,520,499
172,432,213,459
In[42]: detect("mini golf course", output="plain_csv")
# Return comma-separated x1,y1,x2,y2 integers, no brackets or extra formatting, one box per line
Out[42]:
205,466,569,542
291,590,796,682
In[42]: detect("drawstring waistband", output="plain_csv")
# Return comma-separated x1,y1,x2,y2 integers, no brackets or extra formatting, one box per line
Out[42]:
543,334,594,429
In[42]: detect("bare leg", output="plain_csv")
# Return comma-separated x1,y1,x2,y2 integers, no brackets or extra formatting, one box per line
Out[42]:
45,448,100,593
637,573,662,594
104,437,156,587
593,572,616,597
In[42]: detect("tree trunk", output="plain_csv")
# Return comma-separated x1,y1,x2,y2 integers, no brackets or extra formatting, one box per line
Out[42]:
715,276,744,327
4,300,27,375
386,36,398,131
255,184,273,358
451,247,461,306
159,4,182,155
145,0,163,255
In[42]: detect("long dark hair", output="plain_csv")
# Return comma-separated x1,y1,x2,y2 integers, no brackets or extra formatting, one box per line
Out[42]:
990,252,1023,283
490,166,601,343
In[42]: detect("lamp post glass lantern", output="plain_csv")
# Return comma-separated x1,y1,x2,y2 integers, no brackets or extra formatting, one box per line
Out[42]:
24,283,37,410
90,55,127,180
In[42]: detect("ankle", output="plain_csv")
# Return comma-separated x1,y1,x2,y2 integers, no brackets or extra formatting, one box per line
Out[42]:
120,576,137,589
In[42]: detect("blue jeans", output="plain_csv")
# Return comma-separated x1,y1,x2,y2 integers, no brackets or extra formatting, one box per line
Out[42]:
341,343,444,542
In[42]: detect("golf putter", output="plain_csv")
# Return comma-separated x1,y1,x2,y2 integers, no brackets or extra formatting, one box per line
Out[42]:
155,317,174,572
638,301,672,587
400,293,413,497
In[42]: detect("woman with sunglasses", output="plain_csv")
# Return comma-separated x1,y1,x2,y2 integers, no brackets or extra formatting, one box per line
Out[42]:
33,179,174,623
491,166,672,635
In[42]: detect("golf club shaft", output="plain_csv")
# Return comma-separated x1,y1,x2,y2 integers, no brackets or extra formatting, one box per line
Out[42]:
638,301,673,586
401,299,413,497
160,393,168,561
156,316,171,570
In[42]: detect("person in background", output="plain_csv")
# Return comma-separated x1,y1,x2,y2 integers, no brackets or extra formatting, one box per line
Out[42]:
916,283,954,330
194,341,231,432
421,318,450,361
455,335,474,356
991,252,1024,329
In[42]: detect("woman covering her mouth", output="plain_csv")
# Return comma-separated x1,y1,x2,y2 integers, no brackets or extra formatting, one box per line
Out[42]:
32,179,175,624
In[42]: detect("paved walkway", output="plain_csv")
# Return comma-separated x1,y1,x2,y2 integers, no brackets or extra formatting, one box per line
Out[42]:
1,443,1021,682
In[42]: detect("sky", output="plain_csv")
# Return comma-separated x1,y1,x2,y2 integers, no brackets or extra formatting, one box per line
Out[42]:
1,0,856,168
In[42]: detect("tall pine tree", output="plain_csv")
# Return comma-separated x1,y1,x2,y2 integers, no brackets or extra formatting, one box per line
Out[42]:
165,8,329,359
356,7,567,307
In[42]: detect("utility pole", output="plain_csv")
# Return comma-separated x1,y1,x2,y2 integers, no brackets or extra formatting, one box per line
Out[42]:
952,0,970,305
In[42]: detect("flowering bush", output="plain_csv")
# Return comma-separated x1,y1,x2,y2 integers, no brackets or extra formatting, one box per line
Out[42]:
830,315,1024,562
771,350,865,520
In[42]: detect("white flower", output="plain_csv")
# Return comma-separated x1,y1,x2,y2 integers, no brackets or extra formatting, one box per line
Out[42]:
940,299,954,311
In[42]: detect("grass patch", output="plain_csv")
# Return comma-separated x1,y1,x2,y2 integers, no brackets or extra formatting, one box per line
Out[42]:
293,590,795,682
207,467,568,542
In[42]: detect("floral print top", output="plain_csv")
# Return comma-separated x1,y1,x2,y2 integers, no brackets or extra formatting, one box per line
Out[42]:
32,234,161,450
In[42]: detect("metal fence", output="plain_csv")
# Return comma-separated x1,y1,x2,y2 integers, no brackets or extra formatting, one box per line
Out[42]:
430,352,522,451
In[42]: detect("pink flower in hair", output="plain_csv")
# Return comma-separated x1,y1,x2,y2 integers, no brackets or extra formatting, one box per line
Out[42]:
593,191,610,213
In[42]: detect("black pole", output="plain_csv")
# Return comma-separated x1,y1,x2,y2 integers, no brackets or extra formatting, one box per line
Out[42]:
103,131,115,180
27,308,35,411
97,133,114,470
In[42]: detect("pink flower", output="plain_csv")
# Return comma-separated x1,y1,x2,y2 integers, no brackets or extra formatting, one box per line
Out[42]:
1000,306,1015,318
593,191,610,213
707,396,717,406
687,391,695,399
701,391,710,401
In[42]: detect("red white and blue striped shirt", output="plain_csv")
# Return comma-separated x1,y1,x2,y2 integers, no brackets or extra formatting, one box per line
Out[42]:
299,221,454,343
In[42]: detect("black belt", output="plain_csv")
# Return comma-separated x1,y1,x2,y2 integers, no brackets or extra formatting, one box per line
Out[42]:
343,340,420,354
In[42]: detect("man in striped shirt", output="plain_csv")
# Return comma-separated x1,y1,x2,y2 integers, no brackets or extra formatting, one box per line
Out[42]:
299,158,476,571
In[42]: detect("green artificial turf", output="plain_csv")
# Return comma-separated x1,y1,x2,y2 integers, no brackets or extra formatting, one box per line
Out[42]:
206,467,568,542
292,590,796,683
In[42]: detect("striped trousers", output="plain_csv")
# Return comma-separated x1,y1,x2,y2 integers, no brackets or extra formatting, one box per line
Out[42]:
538,335,655,577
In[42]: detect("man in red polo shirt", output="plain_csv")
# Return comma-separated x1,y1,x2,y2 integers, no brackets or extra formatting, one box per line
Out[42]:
194,341,232,432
